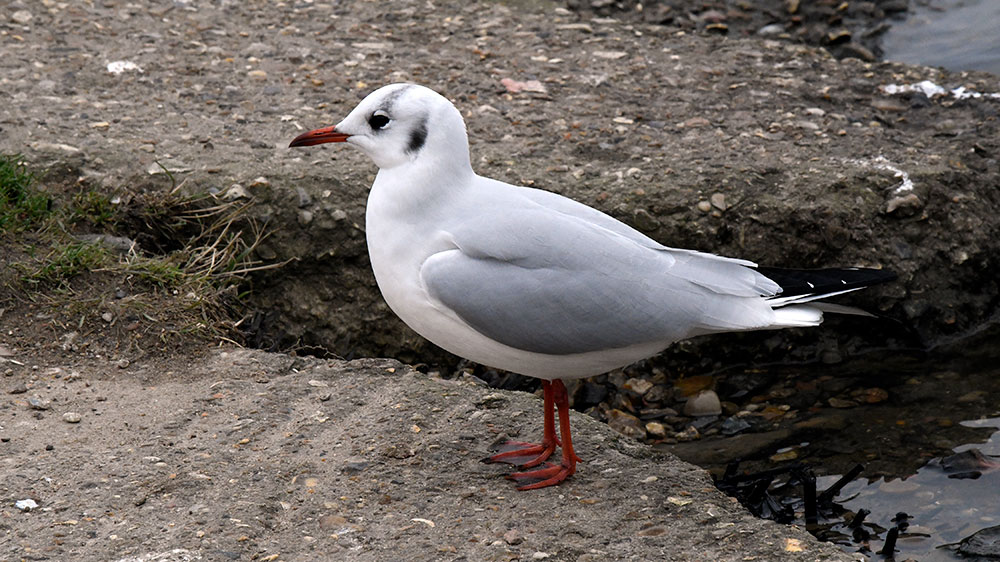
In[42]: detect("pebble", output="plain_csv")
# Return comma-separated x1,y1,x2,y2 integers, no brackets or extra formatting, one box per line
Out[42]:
720,417,751,435
531,553,551,560
709,192,726,211
101,312,114,323
827,397,857,408
63,412,82,423
696,200,712,213
623,377,653,396
319,514,348,529
886,193,923,215
503,529,523,545
645,422,667,438
757,23,785,36
27,396,49,410
643,385,672,403
674,426,700,441
683,390,722,417
11,10,33,24
853,387,889,403
637,526,668,537
607,409,646,439
223,184,249,200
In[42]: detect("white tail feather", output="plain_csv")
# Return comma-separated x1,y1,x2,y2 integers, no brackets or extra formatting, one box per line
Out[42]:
771,305,824,328
766,287,863,308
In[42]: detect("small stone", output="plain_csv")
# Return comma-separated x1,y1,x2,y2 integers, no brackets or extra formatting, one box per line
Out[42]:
295,187,312,208
637,526,668,537
319,514,348,529
223,184,249,200
645,422,667,438
957,391,987,403
696,200,712,213
720,417,751,435
343,457,370,473
854,387,889,403
62,412,82,423
826,29,851,43
8,383,28,395
709,192,727,211
101,312,114,323
503,529,523,545
643,384,672,403
757,23,785,36
674,425,700,441
683,390,722,417
27,396,49,410
11,10,33,24
828,397,857,408
248,69,268,80
607,409,646,439
871,98,909,112
0,345,14,357
623,377,653,396
682,117,711,128
531,552,551,560
592,50,628,60
886,193,923,215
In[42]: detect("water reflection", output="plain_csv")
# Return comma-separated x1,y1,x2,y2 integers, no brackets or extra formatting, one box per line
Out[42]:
827,417,1000,560
880,0,1000,75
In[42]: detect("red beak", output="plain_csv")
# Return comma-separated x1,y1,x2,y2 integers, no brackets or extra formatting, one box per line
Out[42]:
288,126,351,147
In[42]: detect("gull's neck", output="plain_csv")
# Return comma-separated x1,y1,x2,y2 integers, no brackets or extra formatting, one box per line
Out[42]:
369,138,476,221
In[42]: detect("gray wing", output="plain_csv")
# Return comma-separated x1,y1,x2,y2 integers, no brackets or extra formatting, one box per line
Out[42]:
421,202,779,356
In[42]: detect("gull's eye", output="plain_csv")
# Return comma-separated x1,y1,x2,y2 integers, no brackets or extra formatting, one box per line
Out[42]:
368,111,390,130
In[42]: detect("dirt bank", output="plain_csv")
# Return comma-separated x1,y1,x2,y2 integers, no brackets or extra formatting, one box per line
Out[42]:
0,348,856,561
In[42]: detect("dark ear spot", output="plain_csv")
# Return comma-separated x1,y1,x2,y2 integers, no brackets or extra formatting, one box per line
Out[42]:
406,118,428,154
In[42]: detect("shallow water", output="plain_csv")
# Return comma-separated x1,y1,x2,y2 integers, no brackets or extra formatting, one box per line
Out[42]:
827,418,1000,560
880,0,1000,75
668,326,1000,561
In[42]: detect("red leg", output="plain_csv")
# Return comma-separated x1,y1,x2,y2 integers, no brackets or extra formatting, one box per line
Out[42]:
506,379,579,490
483,381,559,467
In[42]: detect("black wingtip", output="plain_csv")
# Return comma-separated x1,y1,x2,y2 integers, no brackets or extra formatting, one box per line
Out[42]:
755,266,897,298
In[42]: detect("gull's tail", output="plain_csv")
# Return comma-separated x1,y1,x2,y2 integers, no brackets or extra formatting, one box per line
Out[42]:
757,266,897,327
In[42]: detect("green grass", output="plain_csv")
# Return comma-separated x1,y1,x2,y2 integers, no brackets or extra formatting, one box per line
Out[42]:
19,241,110,286
0,153,282,344
0,154,50,231
69,190,116,228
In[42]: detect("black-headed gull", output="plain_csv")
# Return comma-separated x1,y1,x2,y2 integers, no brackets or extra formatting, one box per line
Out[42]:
289,83,894,490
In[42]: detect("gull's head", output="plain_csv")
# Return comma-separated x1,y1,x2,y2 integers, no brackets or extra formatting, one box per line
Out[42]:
289,83,469,171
